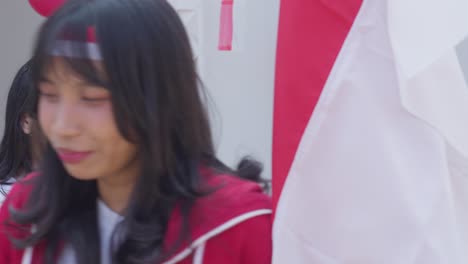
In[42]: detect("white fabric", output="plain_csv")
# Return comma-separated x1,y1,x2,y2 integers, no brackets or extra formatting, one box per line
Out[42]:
21,245,33,264
192,242,206,264
51,40,102,60
388,0,468,159
0,178,16,205
57,200,122,264
273,0,468,263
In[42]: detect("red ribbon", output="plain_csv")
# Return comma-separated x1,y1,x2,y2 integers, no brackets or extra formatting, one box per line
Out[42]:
218,0,234,51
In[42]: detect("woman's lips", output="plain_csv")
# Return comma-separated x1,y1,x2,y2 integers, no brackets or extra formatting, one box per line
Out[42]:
56,149,92,164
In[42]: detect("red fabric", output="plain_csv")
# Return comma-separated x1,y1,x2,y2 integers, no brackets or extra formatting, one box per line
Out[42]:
272,0,363,208
165,172,272,263
177,214,272,264
29,0,66,17
0,172,271,263
0,173,42,264
218,0,234,51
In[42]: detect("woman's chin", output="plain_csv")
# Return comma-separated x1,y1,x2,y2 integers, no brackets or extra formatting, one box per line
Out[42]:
63,166,99,181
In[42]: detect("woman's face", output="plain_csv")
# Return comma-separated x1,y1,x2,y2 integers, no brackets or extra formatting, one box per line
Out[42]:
38,58,139,182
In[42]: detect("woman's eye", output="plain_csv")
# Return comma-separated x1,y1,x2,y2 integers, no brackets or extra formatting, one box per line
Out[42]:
82,97,109,105
39,92,59,102
82,89,110,104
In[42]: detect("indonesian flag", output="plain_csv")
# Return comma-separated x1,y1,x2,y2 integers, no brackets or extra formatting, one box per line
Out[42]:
272,0,468,262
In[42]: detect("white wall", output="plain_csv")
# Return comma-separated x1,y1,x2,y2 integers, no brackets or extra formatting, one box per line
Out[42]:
0,2,44,132
200,1,279,179
0,0,280,179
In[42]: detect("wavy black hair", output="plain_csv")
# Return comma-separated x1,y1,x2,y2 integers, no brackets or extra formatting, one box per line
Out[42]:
0,60,36,195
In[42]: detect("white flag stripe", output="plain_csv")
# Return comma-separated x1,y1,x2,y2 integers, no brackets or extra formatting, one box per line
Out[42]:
397,49,468,159
388,0,468,159
273,0,468,262
388,0,468,77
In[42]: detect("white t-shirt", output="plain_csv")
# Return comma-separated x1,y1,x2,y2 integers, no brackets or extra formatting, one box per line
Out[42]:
58,199,123,264
0,178,16,205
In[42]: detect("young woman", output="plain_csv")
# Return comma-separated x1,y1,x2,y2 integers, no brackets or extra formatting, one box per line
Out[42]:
0,60,37,199
0,0,272,263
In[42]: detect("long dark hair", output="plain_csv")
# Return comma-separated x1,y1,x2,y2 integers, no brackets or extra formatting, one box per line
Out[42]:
0,60,36,194
11,0,265,263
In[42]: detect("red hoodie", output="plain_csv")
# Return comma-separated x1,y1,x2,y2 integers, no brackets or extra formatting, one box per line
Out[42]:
0,173,272,264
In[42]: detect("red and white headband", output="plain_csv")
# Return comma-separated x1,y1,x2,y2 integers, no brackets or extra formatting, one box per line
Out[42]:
29,0,102,60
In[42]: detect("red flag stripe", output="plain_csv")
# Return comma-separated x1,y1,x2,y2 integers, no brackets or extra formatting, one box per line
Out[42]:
272,0,363,208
